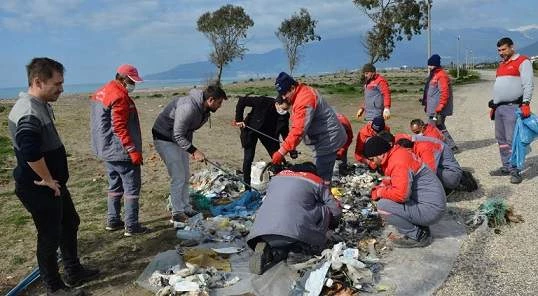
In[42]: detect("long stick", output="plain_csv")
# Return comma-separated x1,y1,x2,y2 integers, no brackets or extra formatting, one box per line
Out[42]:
244,125,281,143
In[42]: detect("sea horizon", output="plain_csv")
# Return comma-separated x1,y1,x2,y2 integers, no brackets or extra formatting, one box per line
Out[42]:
0,77,239,100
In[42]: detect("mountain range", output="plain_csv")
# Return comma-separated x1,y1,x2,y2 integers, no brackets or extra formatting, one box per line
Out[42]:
146,27,538,81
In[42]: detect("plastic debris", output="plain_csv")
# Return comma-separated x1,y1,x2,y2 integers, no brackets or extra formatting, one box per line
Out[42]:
467,197,524,228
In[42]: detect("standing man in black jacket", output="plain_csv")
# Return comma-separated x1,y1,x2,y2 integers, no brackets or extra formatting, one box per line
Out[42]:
233,94,289,186
8,58,99,296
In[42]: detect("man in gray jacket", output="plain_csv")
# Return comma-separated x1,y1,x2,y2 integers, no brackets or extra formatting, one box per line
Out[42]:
152,85,227,223
247,162,341,274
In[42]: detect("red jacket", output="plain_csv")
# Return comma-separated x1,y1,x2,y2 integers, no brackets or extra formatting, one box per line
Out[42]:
411,136,443,172
90,80,142,161
336,113,353,157
354,123,390,163
422,123,445,141
281,83,346,155
374,145,424,203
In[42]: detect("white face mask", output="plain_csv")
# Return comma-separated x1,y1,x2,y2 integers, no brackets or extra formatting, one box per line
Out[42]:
125,84,135,93
276,108,288,115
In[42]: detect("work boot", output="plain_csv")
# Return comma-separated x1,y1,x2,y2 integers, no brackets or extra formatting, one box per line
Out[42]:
392,227,432,248
461,171,478,192
64,264,100,287
510,171,523,184
489,167,510,176
184,209,200,218
47,287,86,296
249,241,271,275
124,223,149,237
170,212,189,224
105,220,124,231
451,146,460,154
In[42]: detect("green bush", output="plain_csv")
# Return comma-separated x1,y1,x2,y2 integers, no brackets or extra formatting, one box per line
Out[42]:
448,68,468,78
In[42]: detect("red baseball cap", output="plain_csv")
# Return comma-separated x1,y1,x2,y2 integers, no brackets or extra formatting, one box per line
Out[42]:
116,64,143,83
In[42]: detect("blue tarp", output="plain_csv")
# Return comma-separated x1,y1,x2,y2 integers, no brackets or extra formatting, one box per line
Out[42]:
210,190,262,218
511,111,538,169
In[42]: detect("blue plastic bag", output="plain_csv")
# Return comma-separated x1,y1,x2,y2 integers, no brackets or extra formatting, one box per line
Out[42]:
511,111,538,169
210,190,262,218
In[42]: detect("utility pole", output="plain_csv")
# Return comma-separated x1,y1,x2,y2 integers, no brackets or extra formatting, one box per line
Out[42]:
456,35,460,78
427,0,432,59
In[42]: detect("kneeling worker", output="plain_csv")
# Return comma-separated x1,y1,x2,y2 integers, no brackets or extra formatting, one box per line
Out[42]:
364,136,446,248
247,163,341,274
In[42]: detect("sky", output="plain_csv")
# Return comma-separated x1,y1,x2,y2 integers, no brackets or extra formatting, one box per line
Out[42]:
0,0,537,88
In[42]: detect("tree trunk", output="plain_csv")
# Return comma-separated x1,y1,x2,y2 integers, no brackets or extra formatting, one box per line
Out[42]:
216,64,224,86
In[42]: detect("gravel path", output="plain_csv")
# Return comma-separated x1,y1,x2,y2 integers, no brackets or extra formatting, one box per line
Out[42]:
434,71,538,296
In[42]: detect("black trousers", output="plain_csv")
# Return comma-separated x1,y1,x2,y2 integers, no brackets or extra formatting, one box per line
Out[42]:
242,130,279,185
16,183,81,291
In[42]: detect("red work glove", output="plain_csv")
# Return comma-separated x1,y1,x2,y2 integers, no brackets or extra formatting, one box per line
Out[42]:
336,148,346,160
128,151,143,165
371,187,381,201
435,104,444,113
272,151,285,165
520,103,531,118
489,108,496,121
367,160,377,170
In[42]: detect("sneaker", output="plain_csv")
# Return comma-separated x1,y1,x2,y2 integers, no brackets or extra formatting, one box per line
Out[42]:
184,209,200,218
64,265,100,287
170,213,189,224
47,287,86,296
124,224,149,237
105,220,124,231
392,227,432,248
510,171,523,184
451,146,461,154
489,167,510,176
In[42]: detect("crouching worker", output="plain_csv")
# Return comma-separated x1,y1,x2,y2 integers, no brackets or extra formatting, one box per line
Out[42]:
247,162,342,274
396,134,478,193
364,136,446,248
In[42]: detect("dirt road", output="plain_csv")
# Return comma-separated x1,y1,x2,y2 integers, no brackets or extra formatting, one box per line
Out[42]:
435,71,538,296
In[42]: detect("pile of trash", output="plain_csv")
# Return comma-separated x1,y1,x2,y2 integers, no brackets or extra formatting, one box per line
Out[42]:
289,242,388,295
330,164,385,250
466,197,524,229
149,261,240,296
147,162,391,295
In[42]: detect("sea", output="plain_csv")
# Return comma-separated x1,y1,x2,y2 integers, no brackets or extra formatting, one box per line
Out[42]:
0,78,237,100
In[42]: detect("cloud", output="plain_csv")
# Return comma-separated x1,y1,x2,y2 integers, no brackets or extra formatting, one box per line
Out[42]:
510,24,538,32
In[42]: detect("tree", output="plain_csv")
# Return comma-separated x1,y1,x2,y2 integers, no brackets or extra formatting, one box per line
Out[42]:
353,0,429,64
276,8,321,75
197,5,254,85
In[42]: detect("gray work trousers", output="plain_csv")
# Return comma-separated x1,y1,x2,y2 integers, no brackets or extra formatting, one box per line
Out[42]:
154,139,193,214
105,161,141,227
315,152,338,182
494,104,518,171
437,167,463,190
377,197,445,240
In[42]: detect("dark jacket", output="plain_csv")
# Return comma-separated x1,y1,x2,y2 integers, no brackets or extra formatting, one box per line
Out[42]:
8,92,69,185
235,95,278,132
152,89,210,153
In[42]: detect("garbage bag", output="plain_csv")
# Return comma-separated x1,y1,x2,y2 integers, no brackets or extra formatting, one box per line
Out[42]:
210,190,262,218
511,111,538,169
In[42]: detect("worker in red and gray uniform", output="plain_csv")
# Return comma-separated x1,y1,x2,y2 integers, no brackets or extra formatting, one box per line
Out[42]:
364,136,446,248
422,54,458,153
488,37,534,184
247,163,341,274
354,116,390,169
272,72,347,182
356,63,392,121
90,64,147,237
395,134,464,191
409,118,444,141
336,113,353,163
152,85,227,224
